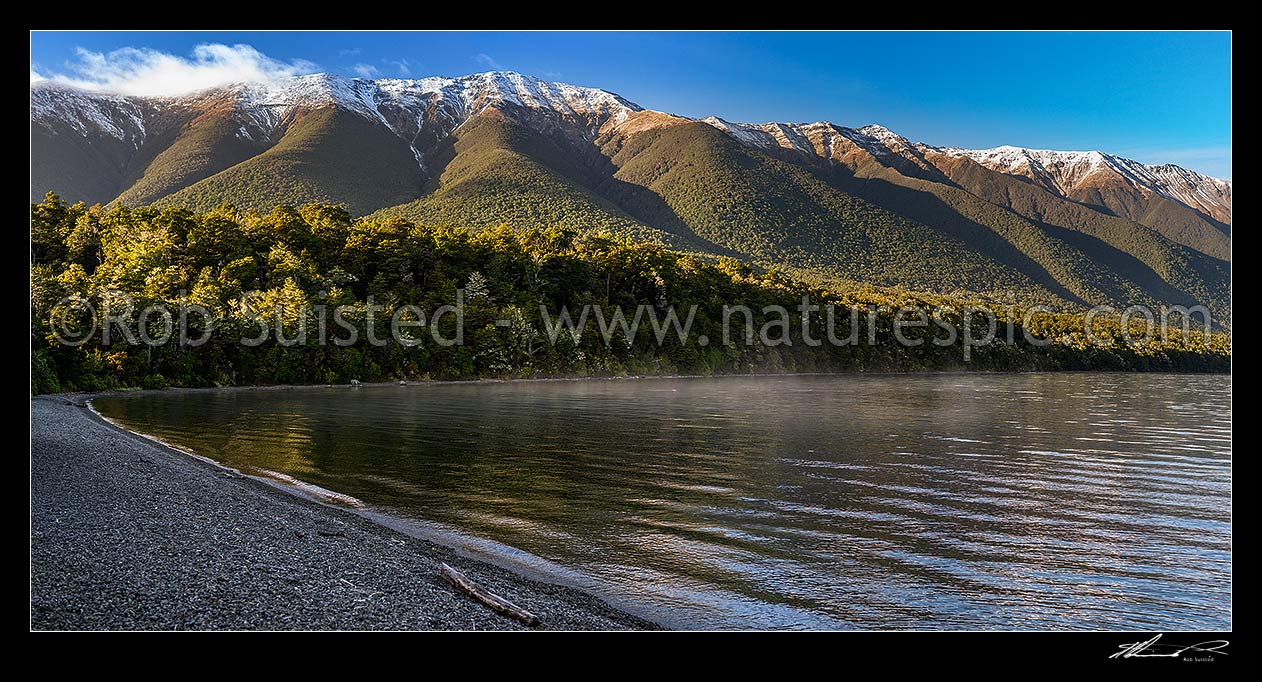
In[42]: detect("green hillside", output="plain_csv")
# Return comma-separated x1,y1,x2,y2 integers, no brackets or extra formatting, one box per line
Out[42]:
918,156,1230,314
812,155,1227,321
600,122,1058,303
30,123,131,206
1066,182,1232,257
31,95,1229,319
115,109,271,207
374,116,682,247
156,108,425,216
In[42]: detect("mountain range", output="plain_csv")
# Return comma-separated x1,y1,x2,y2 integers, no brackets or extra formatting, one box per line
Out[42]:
30,71,1231,316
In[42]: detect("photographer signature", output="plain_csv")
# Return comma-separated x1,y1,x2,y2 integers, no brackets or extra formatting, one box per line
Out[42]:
1110,634,1230,659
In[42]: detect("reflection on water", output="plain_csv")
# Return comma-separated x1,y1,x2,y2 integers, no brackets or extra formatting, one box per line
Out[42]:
93,374,1231,629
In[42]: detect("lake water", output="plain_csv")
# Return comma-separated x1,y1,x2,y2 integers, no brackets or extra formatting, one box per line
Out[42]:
91,374,1232,630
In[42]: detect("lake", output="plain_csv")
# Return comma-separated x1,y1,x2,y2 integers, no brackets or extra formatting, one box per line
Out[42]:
91,373,1231,630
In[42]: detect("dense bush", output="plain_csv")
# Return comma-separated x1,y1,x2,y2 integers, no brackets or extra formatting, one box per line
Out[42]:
29,194,1230,393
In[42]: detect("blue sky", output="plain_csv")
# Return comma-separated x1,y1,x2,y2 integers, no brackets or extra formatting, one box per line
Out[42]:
30,31,1232,178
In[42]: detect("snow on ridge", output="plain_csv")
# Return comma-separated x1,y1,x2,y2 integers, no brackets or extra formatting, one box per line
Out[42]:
200,72,645,169
942,144,1231,185
700,118,915,161
238,71,643,140
30,74,1230,220
1134,161,1232,218
943,144,1231,214
845,124,912,157
1144,162,1232,194
30,83,146,143
699,117,771,147
234,73,384,122
854,123,904,145
701,115,1230,219
371,71,639,120
943,145,1109,177
763,123,817,155
31,71,647,178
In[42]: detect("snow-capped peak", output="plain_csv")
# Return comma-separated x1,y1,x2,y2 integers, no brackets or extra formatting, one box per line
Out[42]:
203,71,643,135
942,145,1111,178
30,72,1231,224
698,114,1230,223
699,118,918,162
854,124,903,143
940,144,1231,221
30,81,146,143
370,71,641,121
31,71,647,176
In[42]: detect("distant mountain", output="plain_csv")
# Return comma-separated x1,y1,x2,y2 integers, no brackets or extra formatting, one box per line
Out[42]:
696,118,1231,261
30,71,1231,315
946,146,1232,225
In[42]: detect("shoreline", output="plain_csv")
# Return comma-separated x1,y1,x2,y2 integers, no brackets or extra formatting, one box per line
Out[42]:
34,371,1231,630
41,366,1233,403
83,395,668,625
30,396,657,630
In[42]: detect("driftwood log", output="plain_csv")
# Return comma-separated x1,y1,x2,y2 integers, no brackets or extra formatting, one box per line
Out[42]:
439,562,543,627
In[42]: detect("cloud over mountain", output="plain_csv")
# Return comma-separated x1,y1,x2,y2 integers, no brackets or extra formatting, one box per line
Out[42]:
30,43,318,97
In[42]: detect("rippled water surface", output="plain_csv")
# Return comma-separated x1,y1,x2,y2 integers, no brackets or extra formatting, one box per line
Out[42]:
93,374,1231,629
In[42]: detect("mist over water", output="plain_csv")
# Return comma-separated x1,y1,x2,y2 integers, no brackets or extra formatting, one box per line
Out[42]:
94,374,1231,629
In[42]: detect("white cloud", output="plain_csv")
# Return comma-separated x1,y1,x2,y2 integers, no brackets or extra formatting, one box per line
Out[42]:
338,47,363,57
474,53,503,70
389,58,412,76
31,69,46,84
33,43,318,97
351,62,379,78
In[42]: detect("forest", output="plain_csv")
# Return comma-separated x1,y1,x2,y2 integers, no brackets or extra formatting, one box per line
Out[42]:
30,193,1231,394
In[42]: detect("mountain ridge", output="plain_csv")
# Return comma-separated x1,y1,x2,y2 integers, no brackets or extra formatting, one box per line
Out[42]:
30,71,1231,317
32,71,1230,184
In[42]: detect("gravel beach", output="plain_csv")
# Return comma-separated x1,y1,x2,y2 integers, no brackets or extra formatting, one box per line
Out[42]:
30,396,654,631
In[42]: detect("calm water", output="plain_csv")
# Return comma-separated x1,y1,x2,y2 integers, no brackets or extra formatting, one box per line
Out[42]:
92,374,1232,630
